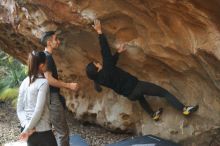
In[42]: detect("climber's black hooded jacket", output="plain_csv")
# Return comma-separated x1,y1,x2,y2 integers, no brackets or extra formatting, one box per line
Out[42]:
91,34,138,97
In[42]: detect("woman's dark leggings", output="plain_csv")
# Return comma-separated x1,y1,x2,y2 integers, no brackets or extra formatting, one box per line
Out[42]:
129,81,185,116
27,130,57,146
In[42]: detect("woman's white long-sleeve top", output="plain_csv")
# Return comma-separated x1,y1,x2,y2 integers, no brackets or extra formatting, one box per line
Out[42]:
17,76,51,133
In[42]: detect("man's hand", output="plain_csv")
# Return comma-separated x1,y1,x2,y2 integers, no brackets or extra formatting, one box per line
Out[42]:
116,44,126,53
68,83,79,91
92,19,102,34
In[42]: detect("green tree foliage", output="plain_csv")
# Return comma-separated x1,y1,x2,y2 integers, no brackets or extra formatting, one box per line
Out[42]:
0,50,27,105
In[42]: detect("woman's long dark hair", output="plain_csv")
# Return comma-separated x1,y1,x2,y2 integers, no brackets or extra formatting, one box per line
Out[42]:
28,51,46,85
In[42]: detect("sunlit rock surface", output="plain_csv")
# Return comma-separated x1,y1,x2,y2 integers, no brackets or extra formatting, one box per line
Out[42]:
1,0,220,143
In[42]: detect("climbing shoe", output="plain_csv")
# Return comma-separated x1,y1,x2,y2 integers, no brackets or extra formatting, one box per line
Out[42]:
152,108,163,121
183,105,199,116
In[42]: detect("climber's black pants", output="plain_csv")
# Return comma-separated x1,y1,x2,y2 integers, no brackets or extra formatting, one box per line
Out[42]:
128,81,185,116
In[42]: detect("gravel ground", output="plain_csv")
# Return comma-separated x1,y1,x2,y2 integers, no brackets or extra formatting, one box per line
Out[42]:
0,102,20,145
1,102,220,146
0,102,132,146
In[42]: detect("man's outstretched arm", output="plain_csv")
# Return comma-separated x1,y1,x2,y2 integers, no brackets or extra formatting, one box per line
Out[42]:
44,71,78,91
112,44,126,65
112,52,119,65
93,20,113,59
99,34,113,58
93,19,126,66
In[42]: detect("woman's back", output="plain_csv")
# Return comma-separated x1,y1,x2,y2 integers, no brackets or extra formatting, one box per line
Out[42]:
17,76,51,132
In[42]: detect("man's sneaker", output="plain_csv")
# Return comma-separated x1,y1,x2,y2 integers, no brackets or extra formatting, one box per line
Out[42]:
183,105,199,116
152,108,163,121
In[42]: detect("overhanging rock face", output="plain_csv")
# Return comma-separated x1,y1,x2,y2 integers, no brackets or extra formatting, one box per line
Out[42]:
1,0,220,142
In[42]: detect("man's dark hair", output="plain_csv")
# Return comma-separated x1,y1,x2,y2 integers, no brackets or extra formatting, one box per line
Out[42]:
86,62,98,80
40,31,56,46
